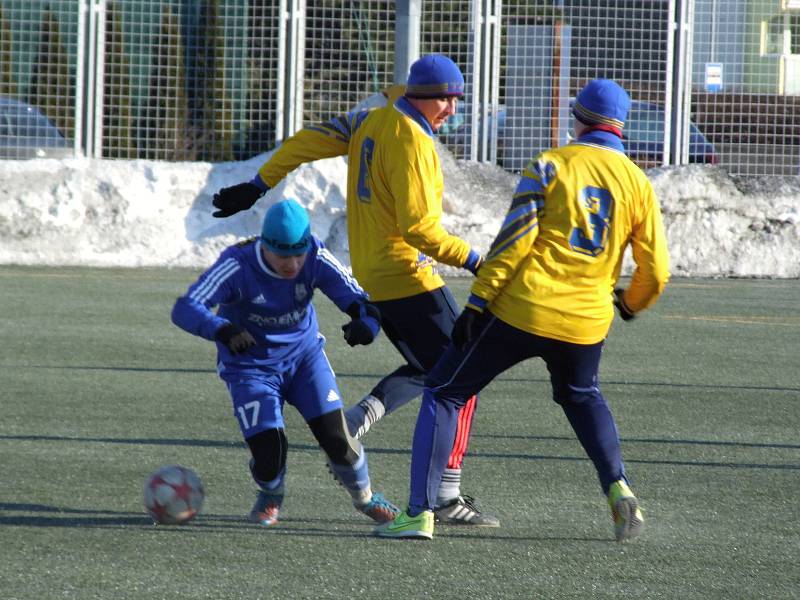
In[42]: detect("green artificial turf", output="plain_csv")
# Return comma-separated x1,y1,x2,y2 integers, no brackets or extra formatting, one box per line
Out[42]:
1,267,798,599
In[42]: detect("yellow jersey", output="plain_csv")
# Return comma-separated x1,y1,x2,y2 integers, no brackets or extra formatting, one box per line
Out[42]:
258,94,473,301
467,132,670,344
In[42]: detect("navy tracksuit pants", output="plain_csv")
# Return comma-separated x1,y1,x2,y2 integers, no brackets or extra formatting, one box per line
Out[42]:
409,312,626,514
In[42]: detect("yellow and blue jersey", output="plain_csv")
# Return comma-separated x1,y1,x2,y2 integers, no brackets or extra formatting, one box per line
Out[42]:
467,130,670,345
258,94,472,301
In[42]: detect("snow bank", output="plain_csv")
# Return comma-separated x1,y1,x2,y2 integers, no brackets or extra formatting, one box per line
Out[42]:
1,149,798,277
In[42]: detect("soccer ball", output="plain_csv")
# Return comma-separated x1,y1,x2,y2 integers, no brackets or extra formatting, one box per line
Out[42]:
143,464,205,525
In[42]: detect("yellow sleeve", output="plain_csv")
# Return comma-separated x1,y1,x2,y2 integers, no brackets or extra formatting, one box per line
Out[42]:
624,180,671,312
383,84,406,102
468,159,546,310
388,131,472,268
257,113,365,187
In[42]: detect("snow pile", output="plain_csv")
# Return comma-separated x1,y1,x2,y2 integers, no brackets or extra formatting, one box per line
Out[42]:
0,149,798,277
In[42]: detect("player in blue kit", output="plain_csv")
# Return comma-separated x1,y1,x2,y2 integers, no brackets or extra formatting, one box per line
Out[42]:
171,198,400,527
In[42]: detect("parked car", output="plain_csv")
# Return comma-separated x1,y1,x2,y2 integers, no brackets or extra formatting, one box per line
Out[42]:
622,100,719,167
0,96,73,159
439,99,718,168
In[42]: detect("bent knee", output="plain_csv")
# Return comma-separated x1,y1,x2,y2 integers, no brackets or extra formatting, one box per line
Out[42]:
552,383,604,407
247,428,287,483
308,411,360,465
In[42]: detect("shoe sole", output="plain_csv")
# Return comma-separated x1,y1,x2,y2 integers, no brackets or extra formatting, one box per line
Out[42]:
435,518,500,527
374,529,433,540
434,514,501,527
614,497,644,542
249,516,279,527
360,509,400,524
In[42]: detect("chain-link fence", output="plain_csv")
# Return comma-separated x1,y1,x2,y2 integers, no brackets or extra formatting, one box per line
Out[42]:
0,0,79,159
1,0,797,175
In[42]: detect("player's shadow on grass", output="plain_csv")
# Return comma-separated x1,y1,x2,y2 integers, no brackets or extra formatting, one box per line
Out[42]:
335,373,797,393
0,505,604,541
5,365,800,392
474,433,800,451
0,503,266,531
0,433,244,448
2,434,797,471
16,364,800,393
0,503,151,527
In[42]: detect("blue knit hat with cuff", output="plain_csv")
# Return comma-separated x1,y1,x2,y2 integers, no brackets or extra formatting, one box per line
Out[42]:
572,79,631,133
405,54,464,98
260,199,311,256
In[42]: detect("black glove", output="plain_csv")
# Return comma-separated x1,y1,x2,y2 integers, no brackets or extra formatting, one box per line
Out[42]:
613,288,636,321
342,302,381,347
212,182,266,218
451,306,483,349
215,324,257,354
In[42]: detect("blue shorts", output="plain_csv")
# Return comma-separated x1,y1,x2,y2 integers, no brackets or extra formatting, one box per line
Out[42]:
221,343,342,440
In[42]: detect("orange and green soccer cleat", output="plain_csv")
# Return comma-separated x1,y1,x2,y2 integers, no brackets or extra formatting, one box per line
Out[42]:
355,492,401,523
248,490,283,527
608,479,644,542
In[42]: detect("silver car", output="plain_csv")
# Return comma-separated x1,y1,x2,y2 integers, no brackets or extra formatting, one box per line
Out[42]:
0,96,73,159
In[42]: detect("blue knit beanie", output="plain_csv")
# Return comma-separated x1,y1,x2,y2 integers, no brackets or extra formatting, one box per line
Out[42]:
405,54,464,98
260,199,311,256
572,79,631,132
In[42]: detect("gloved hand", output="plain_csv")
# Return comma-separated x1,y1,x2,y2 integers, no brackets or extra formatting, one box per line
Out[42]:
463,249,484,275
212,182,266,218
342,302,381,347
451,306,483,348
215,324,257,354
613,288,635,321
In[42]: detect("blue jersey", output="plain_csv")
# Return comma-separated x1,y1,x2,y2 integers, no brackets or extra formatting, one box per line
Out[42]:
171,235,369,373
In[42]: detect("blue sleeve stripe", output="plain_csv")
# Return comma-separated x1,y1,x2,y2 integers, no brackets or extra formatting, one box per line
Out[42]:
329,115,351,136
466,294,488,310
318,248,363,295
487,221,538,260
501,203,536,230
531,159,556,186
189,258,240,303
306,124,349,144
515,176,544,194
350,110,370,131
510,192,544,212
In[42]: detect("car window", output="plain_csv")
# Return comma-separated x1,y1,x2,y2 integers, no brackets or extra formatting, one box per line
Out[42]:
0,114,11,137
625,108,664,144
16,110,64,140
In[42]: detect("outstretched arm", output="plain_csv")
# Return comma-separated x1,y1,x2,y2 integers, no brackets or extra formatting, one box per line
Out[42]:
171,254,241,340
212,111,369,218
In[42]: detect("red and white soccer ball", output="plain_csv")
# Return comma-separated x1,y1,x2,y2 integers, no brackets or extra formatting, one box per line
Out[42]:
143,465,205,525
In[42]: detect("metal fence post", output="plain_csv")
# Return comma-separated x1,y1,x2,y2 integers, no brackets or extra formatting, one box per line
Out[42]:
669,0,694,165
77,0,104,158
91,0,106,158
75,1,87,157
395,0,421,83
469,0,501,164
276,0,287,142
283,0,305,139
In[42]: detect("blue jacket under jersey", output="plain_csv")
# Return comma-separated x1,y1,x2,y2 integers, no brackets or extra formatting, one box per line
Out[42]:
171,236,369,373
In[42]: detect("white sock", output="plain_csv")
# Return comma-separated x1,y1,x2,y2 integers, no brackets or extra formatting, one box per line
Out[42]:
351,487,372,507
436,468,462,506
345,394,385,438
